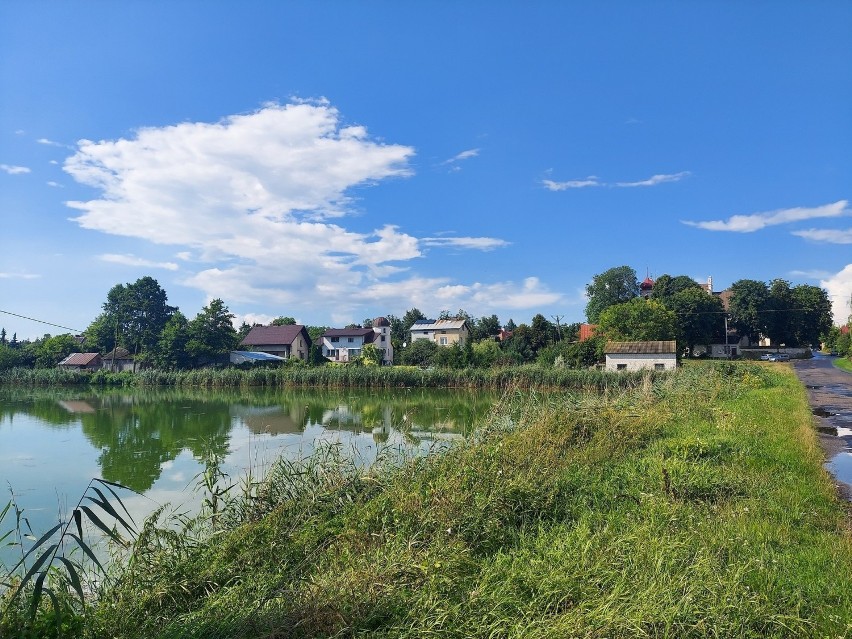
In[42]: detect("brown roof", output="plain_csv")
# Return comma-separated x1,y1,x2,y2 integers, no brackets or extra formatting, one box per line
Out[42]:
605,340,677,355
321,327,376,340
104,347,132,359
60,353,102,366
240,325,310,347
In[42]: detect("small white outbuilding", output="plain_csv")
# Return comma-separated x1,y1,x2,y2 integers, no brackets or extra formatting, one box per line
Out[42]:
605,340,677,372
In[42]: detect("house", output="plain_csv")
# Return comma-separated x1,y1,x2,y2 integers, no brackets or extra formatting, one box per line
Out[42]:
605,341,677,372
239,324,312,361
103,347,137,372
408,319,471,347
58,352,103,371
321,317,393,364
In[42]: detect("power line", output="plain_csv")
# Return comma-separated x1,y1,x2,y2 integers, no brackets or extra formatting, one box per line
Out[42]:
0,309,83,334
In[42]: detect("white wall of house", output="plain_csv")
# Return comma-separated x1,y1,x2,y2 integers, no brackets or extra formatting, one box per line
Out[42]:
372,325,393,364
605,353,677,372
322,335,366,362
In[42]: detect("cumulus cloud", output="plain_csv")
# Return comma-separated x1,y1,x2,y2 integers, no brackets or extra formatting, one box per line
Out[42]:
683,200,848,232
792,227,852,244
0,164,30,175
820,265,852,325
615,171,690,187
62,102,537,319
99,254,179,270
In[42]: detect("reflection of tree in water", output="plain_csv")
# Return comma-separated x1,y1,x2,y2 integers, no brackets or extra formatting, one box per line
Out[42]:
78,395,232,492
4,386,500,493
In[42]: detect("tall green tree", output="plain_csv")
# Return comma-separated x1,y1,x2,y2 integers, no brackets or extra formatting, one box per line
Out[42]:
186,299,237,360
272,316,296,326
667,288,725,353
792,284,833,347
650,274,702,305
728,279,770,344
765,279,797,346
32,333,81,368
95,277,175,356
154,311,191,370
598,299,678,343
585,266,639,323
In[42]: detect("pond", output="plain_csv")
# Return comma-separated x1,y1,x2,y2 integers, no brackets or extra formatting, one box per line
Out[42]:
0,386,500,562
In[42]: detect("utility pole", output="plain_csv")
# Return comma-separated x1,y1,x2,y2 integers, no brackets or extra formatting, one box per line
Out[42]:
551,315,564,342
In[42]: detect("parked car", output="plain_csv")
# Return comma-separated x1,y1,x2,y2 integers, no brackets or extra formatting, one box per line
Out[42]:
759,353,772,361
768,353,790,362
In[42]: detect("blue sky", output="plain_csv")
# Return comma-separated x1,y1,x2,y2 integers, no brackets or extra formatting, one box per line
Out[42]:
1,1,850,340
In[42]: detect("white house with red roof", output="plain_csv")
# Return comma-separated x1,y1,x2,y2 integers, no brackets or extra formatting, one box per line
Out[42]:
320,317,393,364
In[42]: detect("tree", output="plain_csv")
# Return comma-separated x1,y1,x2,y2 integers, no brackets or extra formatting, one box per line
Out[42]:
154,311,191,370
792,284,832,347
765,279,796,346
598,299,678,343
94,277,175,357
358,343,382,366
529,314,556,353
650,274,702,305
504,318,517,332
666,287,725,353
0,328,6,345
728,279,770,344
32,333,81,368
401,308,427,342
271,316,296,326
585,266,639,323
400,339,438,367
186,299,237,360
471,314,501,341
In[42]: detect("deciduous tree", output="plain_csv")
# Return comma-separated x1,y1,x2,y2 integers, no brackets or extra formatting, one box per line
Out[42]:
585,266,639,323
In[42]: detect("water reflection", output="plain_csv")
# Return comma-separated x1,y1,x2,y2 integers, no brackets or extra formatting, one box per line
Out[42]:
1,386,496,494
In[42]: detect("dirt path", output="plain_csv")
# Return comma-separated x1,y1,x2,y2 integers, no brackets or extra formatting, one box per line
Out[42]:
792,355,852,501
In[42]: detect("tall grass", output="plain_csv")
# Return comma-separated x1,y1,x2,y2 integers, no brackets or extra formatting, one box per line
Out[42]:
84,362,852,638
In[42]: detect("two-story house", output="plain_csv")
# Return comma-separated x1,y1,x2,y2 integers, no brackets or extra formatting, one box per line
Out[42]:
321,317,394,364
408,318,471,347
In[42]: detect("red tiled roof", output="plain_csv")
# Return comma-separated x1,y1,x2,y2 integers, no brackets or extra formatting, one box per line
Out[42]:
579,324,598,341
60,353,101,366
241,325,309,346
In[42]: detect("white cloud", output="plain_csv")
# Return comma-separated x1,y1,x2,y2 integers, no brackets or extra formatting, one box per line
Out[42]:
789,269,834,280
37,138,65,147
0,164,30,175
792,227,852,244
99,254,179,270
62,102,536,320
542,177,600,191
683,200,849,233
421,236,510,251
442,148,479,165
0,272,40,279
615,171,690,187
820,265,852,325
46,181,63,188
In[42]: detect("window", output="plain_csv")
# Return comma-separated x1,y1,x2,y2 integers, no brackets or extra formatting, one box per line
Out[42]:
348,337,354,343
440,337,448,345
380,335,385,342
331,337,339,343
616,364,627,370
654,363,665,370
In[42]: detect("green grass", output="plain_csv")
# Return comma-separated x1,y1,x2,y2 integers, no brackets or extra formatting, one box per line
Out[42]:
64,362,851,639
832,357,852,373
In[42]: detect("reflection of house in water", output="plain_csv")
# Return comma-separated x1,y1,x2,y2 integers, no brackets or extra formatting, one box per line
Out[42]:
229,405,307,435
58,400,97,414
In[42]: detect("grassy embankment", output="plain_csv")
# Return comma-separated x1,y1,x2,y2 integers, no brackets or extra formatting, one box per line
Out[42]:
833,356,852,374
3,362,851,638
68,362,850,638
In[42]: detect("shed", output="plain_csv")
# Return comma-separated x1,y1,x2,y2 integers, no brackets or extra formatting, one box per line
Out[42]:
605,340,677,372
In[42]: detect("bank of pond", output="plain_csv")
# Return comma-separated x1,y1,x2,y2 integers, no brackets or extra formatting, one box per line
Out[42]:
0,363,663,392
2,362,851,638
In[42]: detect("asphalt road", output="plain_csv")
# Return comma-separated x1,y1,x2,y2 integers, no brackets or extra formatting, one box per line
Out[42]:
793,354,852,500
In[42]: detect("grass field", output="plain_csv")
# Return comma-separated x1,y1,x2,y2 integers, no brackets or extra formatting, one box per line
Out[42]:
3,362,851,638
